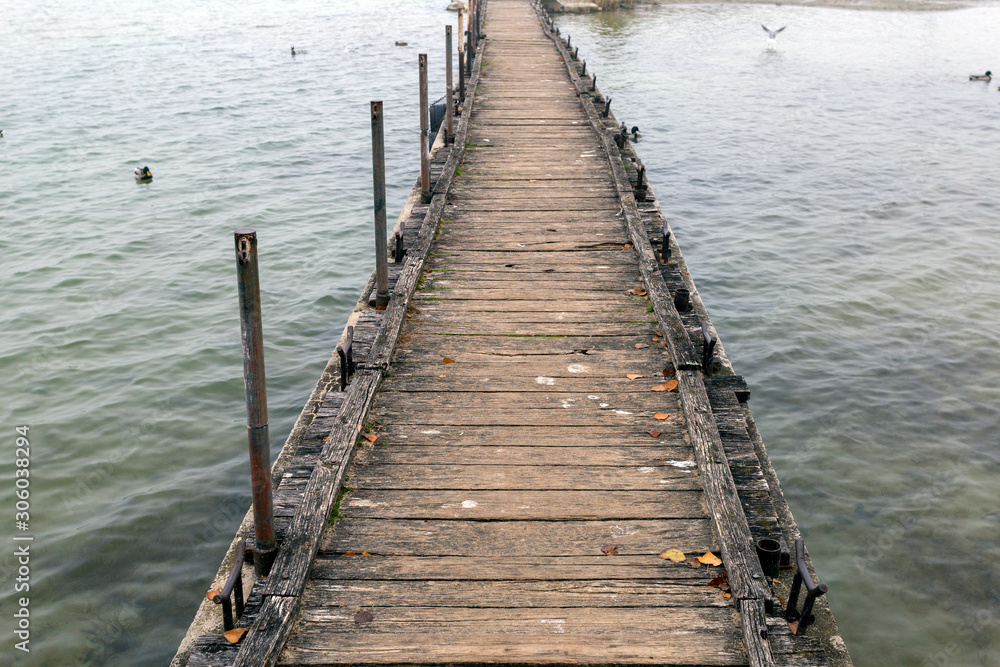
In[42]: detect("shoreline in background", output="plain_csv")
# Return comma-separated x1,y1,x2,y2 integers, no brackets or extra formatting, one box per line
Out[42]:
548,0,996,12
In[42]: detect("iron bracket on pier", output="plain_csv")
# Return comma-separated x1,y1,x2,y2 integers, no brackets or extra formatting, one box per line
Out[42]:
337,326,356,391
208,539,246,632
701,321,717,375
785,538,828,635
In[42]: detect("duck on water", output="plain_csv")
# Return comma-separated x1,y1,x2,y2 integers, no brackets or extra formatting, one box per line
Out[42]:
969,70,991,81
134,166,152,182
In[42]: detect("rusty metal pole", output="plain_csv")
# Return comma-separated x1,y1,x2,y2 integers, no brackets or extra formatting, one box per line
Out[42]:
371,101,389,309
458,9,465,102
233,229,277,577
419,54,431,202
466,29,473,78
445,25,454,143
472,0,479,54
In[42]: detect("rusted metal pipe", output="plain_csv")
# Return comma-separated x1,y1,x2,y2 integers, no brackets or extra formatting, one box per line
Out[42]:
233,230,277,577
419,54,431,202
458,9,465,101
466,29,473,77
446,25,454,143
370,101,390,309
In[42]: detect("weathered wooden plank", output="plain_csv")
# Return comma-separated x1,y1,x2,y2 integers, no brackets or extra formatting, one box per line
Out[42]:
405,312,657,327
370,424,687,447
347,465,700,491
281,621,744,666
340,489,705,520
307,555,715,582
405,321,656,336
367,407,675,427
353,444,690,467
391,349,671,367
368,390,678,413
424,249,632,263
297,578,728,609
382,374,670,393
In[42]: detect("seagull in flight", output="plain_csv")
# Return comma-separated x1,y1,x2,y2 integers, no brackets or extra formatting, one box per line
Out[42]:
762,24,787,39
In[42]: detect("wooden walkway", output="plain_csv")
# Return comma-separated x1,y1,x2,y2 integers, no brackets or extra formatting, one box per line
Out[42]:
178,1,844,665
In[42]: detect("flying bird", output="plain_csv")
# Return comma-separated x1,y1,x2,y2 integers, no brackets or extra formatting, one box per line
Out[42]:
762,24,787,39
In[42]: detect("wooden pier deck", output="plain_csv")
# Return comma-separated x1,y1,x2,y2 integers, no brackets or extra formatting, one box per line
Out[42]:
177,1,847,666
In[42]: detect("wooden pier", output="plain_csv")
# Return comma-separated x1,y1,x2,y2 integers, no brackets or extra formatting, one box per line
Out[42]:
175,1,850,665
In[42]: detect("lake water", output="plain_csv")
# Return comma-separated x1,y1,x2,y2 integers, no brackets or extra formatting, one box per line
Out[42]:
1,0,997,665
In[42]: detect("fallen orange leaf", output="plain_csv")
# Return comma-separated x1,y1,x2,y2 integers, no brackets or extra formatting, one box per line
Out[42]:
698,551,723,566
443,358,456,363
723,592,733,599
439,374,447,378
635,343,649,349
664,379,679,392
355,610,374,623
622,244,633,251
224,628,247,644
626,374,643,380
651,384,668,392
647,431,662,437
658,548,686,562
601,544,619,556
362,551,371,556
652,336,659,341
653,413,669,420
625,288,647,296
362,433,378,443
663,367,676,377
344,551,356,556
206,589,221,601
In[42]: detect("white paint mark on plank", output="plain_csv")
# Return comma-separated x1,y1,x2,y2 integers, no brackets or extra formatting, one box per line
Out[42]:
567,364,589,373
462,500,479,508
637,467,655,474
537,376,556,385
422,430,442,434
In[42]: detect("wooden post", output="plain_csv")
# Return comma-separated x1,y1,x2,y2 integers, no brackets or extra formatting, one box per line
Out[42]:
419,54,430,201
233,229,277,577
370,102,389,309
446,25,454,143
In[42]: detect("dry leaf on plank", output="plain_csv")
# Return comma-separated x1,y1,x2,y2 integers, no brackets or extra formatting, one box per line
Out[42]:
699,551,723,566
224,628,247,644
